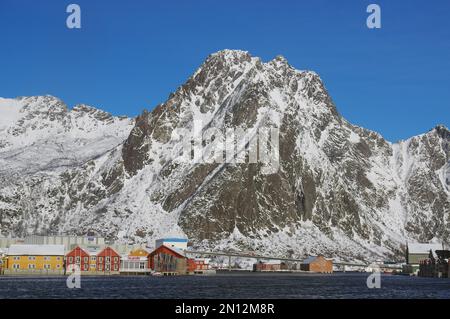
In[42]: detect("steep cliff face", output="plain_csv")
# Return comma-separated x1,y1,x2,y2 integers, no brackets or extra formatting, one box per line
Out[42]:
0,50,448,261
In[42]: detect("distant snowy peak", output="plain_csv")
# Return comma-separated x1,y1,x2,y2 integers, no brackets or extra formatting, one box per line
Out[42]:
0,95,134,173
0,95,133,138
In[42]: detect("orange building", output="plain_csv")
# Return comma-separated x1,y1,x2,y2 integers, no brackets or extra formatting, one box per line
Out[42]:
253,261,286,272
300,255,333,273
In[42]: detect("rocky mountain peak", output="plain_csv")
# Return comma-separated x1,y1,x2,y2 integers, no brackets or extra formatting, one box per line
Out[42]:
18,95,68,115
208,49,254,64
71,104,115,123
433,124,450,140
1,50,448,262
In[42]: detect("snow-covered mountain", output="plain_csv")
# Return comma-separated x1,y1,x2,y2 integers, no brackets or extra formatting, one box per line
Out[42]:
0,50,448,262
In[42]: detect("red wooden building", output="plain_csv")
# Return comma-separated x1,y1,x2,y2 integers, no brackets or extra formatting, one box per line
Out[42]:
66,246,91,271
65,246,121,273
96,247,120,272
149,245,189,274
192,259,211,271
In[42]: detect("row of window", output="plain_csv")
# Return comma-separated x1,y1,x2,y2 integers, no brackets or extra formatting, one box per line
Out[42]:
12,256,62,261
120,261,147,269
11,263,119,271
67,256,119,263
70,264,118,271
12,264,61,269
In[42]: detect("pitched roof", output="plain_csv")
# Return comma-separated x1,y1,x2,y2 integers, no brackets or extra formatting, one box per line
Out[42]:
151,244,186,258
8,244,65,256
302,256,319,264
407,243,443,254
258,260,281,265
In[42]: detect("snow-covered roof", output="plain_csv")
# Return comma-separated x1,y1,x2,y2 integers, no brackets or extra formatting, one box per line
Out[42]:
155,244,186,257
8,244,65,256
258,260,281,265
302,256,319,264
407,243,443,254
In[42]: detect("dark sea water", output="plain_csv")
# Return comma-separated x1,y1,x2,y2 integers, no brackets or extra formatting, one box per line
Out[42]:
0,272,449,299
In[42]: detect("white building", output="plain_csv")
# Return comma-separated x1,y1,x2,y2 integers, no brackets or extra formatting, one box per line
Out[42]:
155,238,188,251
120,248,150,274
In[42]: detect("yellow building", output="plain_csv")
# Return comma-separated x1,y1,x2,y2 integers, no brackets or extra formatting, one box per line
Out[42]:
6,244,65,272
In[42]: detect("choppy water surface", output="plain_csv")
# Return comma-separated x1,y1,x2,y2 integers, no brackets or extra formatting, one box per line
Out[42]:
0,272,449,299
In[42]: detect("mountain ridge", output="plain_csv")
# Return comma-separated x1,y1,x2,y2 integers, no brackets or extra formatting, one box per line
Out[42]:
0,50,448,262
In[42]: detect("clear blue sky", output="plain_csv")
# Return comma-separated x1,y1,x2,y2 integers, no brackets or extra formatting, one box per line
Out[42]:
0,0,449,142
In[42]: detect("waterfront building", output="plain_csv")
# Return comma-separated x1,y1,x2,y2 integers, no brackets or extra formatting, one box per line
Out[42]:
300,255,333,273
96,247,120,273
192,258,211,271
418,250,450,278
253,260,284,272
0,249,6,275
404,242,443,275
149,245,188,274
6,244,64,274
66,246,91,272
66,246,121,274
186,258,215,274
120,248,151,274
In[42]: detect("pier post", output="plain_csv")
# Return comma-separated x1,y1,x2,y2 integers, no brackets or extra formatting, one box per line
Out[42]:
228,255,231,271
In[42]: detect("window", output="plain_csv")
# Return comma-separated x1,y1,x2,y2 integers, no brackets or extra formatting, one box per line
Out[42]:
44,264,51,269
13,264,20,269
140,262,145,269
56,264,61,268
98,265,103,271
44,256,50,261
69,257,73,263
14,256,20,261
83,257,88,263
99,257,103,262
106,257,111,263
114,265,118,271
84,264,89,270
91,256,96,261
75,256,80,263
28,264,36,269
28,256,36,261
114,257,118,263
56,257,61,261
